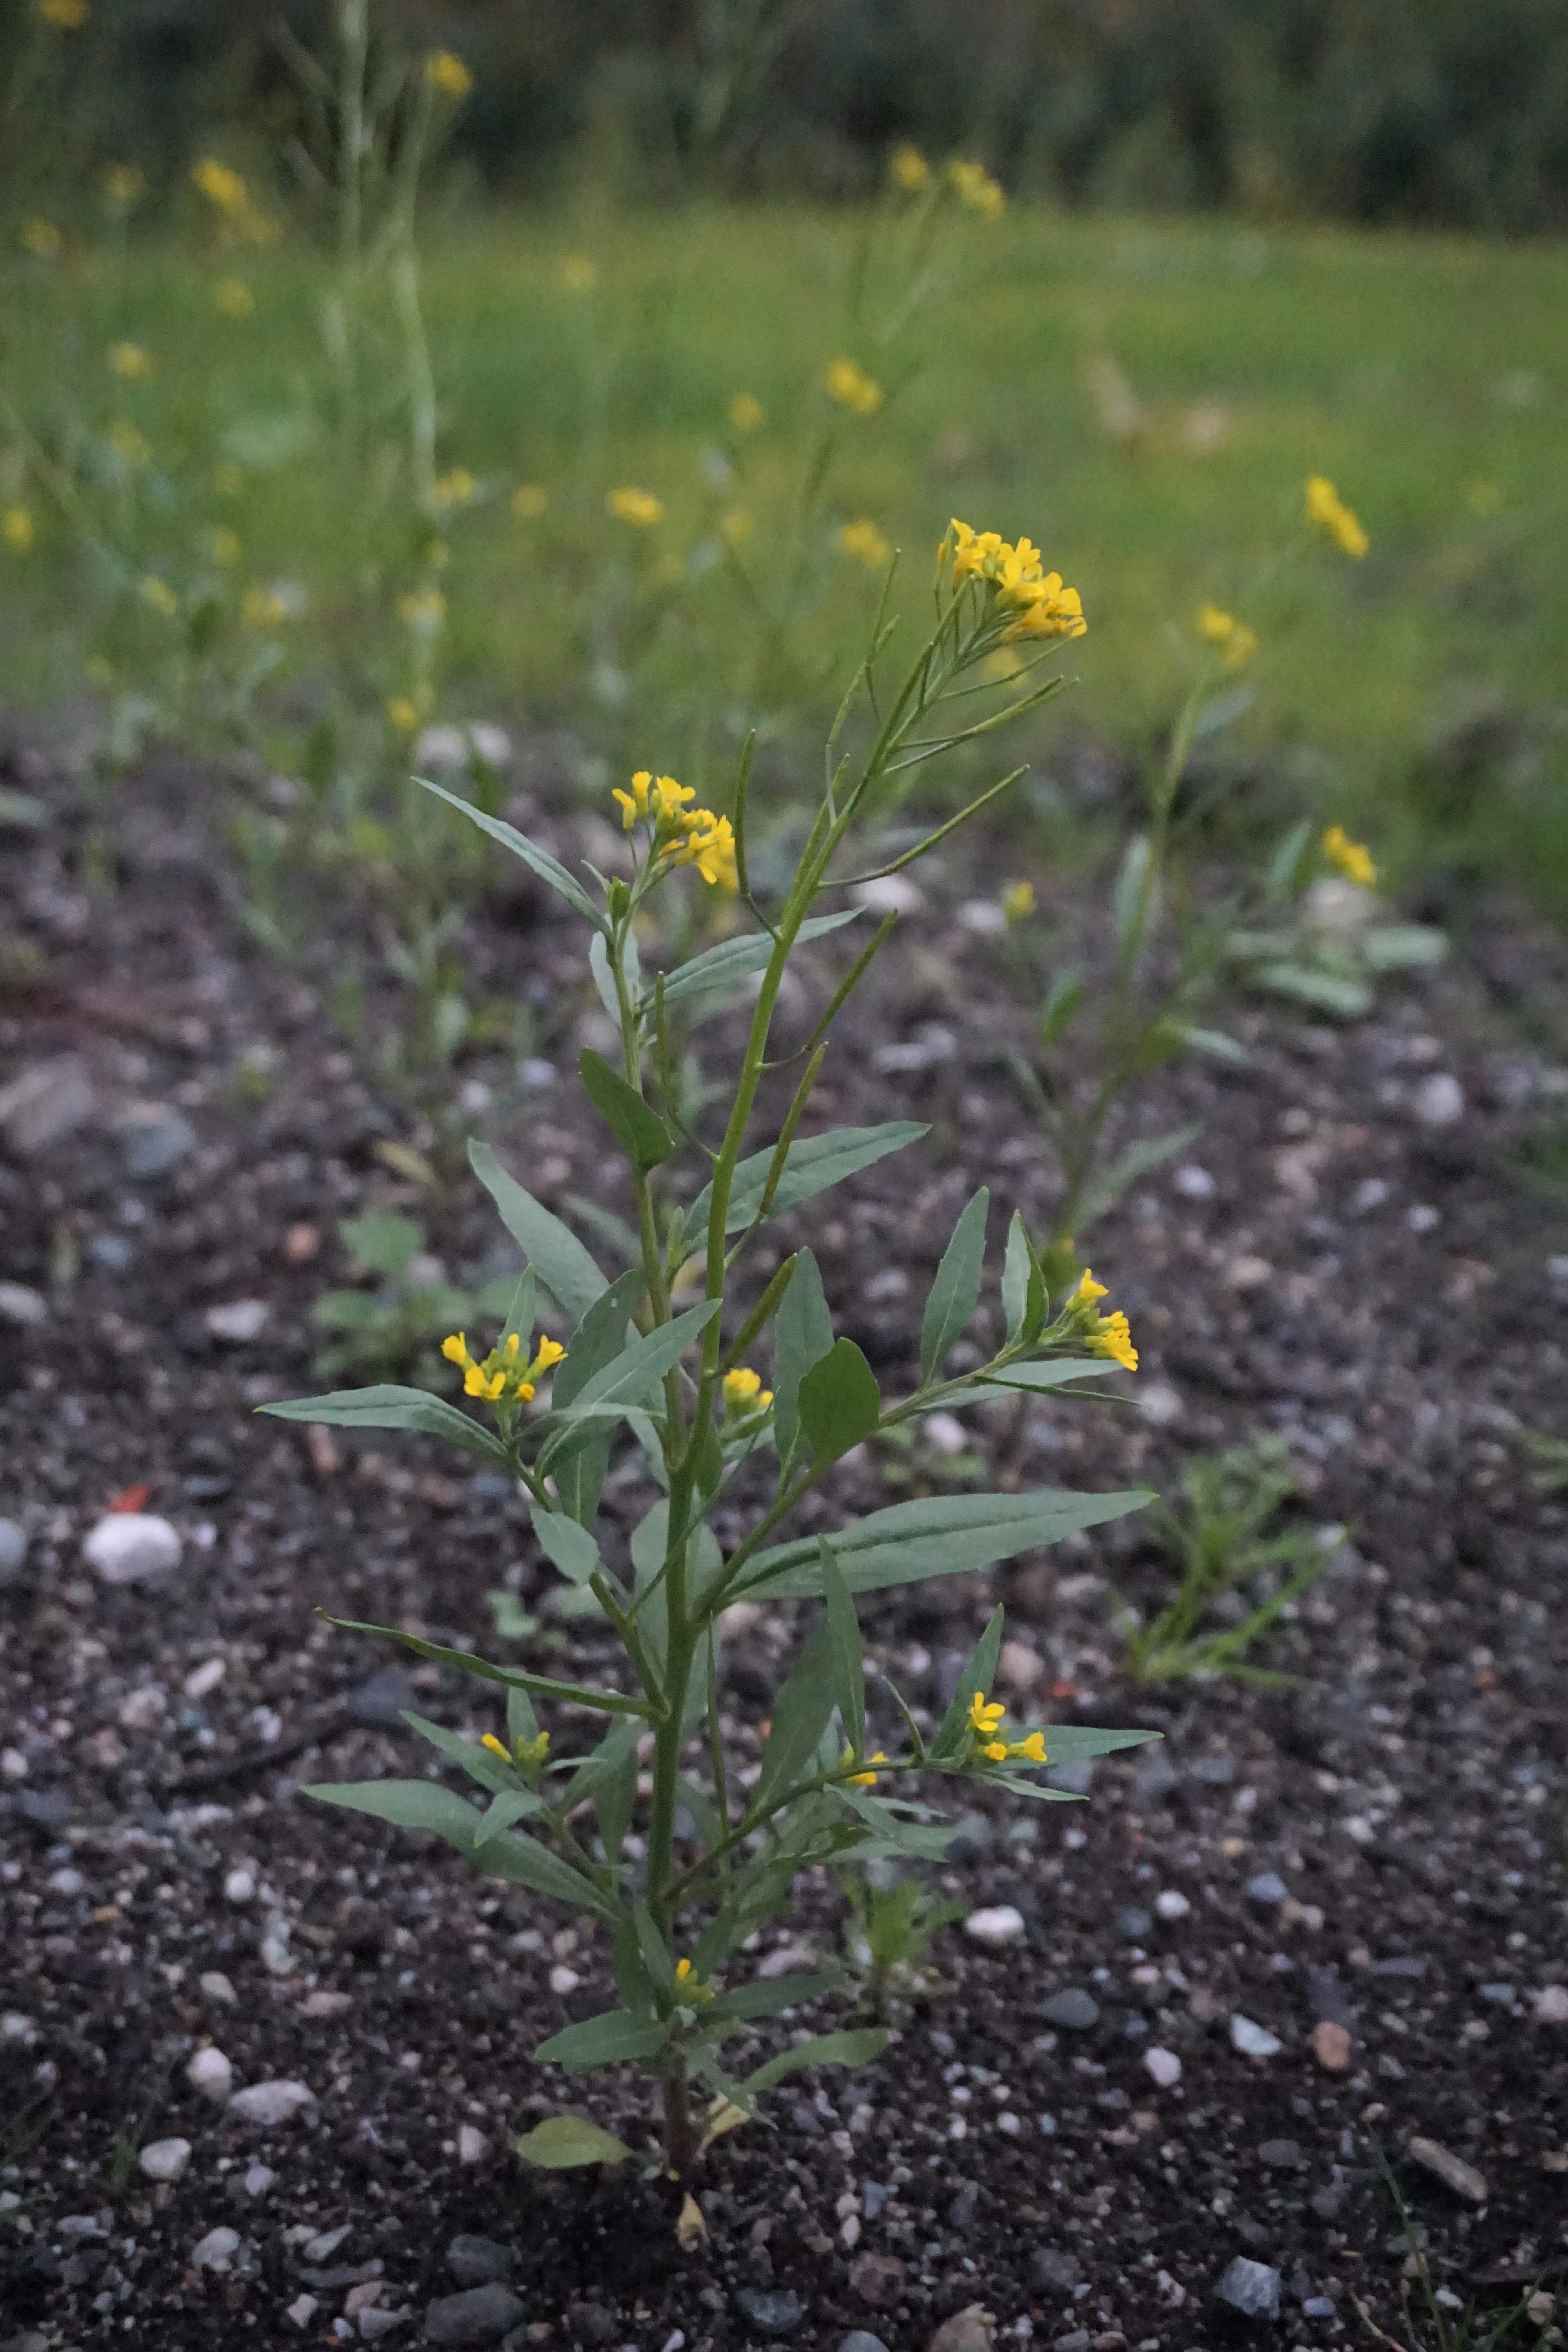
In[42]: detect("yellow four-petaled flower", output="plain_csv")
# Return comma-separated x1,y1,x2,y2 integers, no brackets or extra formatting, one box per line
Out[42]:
947,521,1086,641
442,1328,566,1405
1305,474,1368,559
1321,824,1376,887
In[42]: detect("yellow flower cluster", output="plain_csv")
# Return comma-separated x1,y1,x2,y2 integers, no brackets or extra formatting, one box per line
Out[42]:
1002,879,1036,924
722,1366,773,1416
611,771,737,891
608,485,662,528
1322,824,1376,887
1070,1268,1138,1373
947,521,1087,641
481,1728,550,1772
1305,474,1368,559
839,517,889,569
192,159,278,246
442,1328,566,1404
891,143,930,191
948,158,1005,219
825,358,884,416
4,509,35,555
968,1694,1048,1766
673,1956,715,2002
425,50,473,97
109,342,151,381
1197,604,1257,667
729,391,764,433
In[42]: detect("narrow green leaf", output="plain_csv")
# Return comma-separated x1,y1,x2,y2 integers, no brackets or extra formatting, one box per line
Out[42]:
643,911,860,1026
260,1385,507,1467
1074,1123,1201,1230
530,1505,603,1587
799,1339,880,1466
818,1537,864,1759
474,1787,544,1847
739,1486,1151,1601
1113,833,1154,963
1172,1024,1249,1067
317,1613,650,1717
305,1779,485,1840
415,773,604,926
687,1121,927,1239
1001,1211,1033,1342
633,1898,676,2000
713,1971,839,2023
399,1710,514,1793
740,2025,888,2097
933,1605,1005,1756
515,2114,634,2168
920,1186,989,1381
773,1248,833,1470
753,1615,837,1812
534,2013,670,2074
1038,968,1086,1047
538,1301,719,1465
978,1357,1111,1394
551,1268,643,1525
1254,962,1372,1017
579,1048,674,1172
470,1140,608,1328
498,1265,538,1353
506,1682,539,1750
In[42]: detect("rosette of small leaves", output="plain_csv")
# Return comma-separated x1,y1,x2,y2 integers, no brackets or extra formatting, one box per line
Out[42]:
263,530,1158,2186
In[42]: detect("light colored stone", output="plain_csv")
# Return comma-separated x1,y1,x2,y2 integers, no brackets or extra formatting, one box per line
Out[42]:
204,1298,270,1343
924,1412,968,1456
1143,2046,1181,2089
997,1640,1045,1692
224,1867,256,1904
187,2045,234,2102
117,1684,167,1731
0,1517,28,1583
1409,2136,1488,2203
0,1281,46,1327
192,2225,241,2270
926,2305,993,2352
1215,2257,1281,2319
1229,2014,1282,2058
138,2136,191,2183
1534,1984,1568,2025
964,1905,1026,1948
1311,2019,1352,2071
199,1971,238,2006
183,1657,226,1700
853,874,923,916
286,2295,319,2329
227,2077,316,2127
1154,1889,1191,1921
1412,1073,1465,1127
83,1512,182,1587
303,1989,352,2018
0,1056,97,1154
457,2125,491,2164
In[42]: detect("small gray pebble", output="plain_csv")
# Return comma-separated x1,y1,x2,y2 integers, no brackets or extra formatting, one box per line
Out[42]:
927,2029,956,2059
1032,2247,1083,2290
1040,1988,1100,2031
733,2287,806,2334
946,2180,978,2231
446,2236,514,2288
1189,1754,1236,1786
1045,1757,1094,1795
1053,2332,1092,2352
1135,1749,1179,1801
1371,1954,1426,1978
0,1519,28,1584
839,2336,892,2352
1215,2257,1283,2319
423,2283,526,2344
948,1810,995,1864
1114,1906,1154,1942
566,2306,617,2347
1246,1872,1289,1906
352,1666,419,1729
1258,2139,1305,2169
1303,2298,1338,2319
119,1105,196,1179
860,2182,891,2219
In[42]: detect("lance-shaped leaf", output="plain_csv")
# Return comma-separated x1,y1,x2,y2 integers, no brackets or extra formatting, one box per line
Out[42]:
534,2011,671,2074
739,2025,888,2096
1001,1210,1047,1345
686,1121,927,1239
1073,1123,1201,1231
819,1537,864,1758
711,1971,840,2024
416,773,604,926
318,1613,650,1716
399,1710,514,1793
642,910,861,1027
260,1385,506,1467
920,1185,989,1381
530,1504,602,1587
838,1786,956,1858
473,1787,544,1847
979,1357,1111,1394
799,1339,880,1467
772,1247,833,1470
538,1301,720,1466
738,1486,1150,1601
550,1268,643,1525
931,1604,1004,1759
579,1047,673,1172
753,1615,837,1813
515,2114,634,2168
305,1779,608,1910
470,1140,608,1329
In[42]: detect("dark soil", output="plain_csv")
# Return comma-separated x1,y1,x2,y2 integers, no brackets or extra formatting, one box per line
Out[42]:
2,741,1566,2352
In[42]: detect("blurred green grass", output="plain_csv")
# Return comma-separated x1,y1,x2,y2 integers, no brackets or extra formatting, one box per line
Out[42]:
4,201,1566,904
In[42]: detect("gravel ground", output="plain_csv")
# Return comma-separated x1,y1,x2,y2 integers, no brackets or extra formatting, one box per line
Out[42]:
2,742,1566,2352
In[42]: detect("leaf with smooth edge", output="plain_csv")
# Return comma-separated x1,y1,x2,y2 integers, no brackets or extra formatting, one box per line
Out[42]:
740,2025,888,2096
318,1613,650,1717
537,1301,719,1465
686,1121,927,1239
933,1604,1005,1756
551,1269,643,1525
1074,1123,1201,1230
530,1506,602,1587
473,1787,544,1846
772,1248,833,1470
470,1140,608,1329
920,1186,989,1380
819,1538,863,1759
579,1048,673,1172
415,773,604,925
534,2011,670,2073
644,910,861,1023
738,1486,1151,1600
399,1710,512,1793
713,1971,840,2023
978,1358,1111,1393
260,1386,506,1467
753,1615,837,1812
799,1339,880,1466
1001,1210,1033,1341
1011,1723,1160,1762
305,1780,485,1840
839,1786,956,1858
514,2114,633,2168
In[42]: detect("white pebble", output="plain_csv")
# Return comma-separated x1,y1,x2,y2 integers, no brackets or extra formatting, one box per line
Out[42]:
138,2136,191,2183
0,1748,27,1782
1230,2014,1283,2059
1535,1984,1568,2025
1172,1163,1215,1200
204,1298,270,1343
227,2078,317,2127
224,1868,256,1904
117,1684,167,1731
996,2111,1022,2135
457,2124,491,2164
853,874,924,916
1143,2047,1182,2089
187,2045,235,2102
1412,1073,1465,1127
199,1971,238,2007
286,2294,319,2330
1137,1380,1184,1427
83,1512,183,1587
46,1867,85,1896
1154,1889,1191,1921
964,1904,1027,1948
548,1964,581,1995
957,898,1008,937
183,1657,226,1700
243,2163,276,2197
302,1989,352,2018
191,2225,240,2270
948,2116,968,2140
924,1412,968,1456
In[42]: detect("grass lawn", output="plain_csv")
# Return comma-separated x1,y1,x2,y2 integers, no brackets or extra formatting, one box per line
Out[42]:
4,201,1566,904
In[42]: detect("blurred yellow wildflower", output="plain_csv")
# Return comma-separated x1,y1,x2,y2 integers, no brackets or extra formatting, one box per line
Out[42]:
1002,880,1035,924
947,519,1086,640
109,342,152,381
1321,824,1376,887
38,0,87,25
102,163,144,207
1069,1267,1137,1372
3,509,36,555
825,357,884,416
846,1748,889,1788
140,576,178,618
479,1733,510,1762
561,252,597,293
398,586,446,631
432,468,476,512
673,1957,714,2003
510,483,548,518
241,586,289,627
194,158,247,214
1305,474,1368,559
608,486,662,527
442,1328,565,1405
425,50,473,97
1197,603,1257,667
210,527,241,568
22,218,63,261
387,696,419,733
891,142,930,192
729,391,763,433
109,419,151,465
722,1366,773,1416
612,770,691,830
839,517,890,569
948,158,1005,218
213,277,254,318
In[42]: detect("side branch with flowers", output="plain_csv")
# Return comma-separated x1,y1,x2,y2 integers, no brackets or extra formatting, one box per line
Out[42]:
264,524,1157,2191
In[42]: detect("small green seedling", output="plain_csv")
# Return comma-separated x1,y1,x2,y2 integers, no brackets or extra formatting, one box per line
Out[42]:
311,1208,514,1383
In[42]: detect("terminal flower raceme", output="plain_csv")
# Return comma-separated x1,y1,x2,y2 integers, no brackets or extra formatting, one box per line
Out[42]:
968,1693,1048,1767
442,1329,566,1404
674,1958,715,2003
948,158,1005,219
946,521,1086,641
825,358,884,416
1197,604,1257,667
891,143,930,192
1321,824,1376,887
425,50,473,97
722,1366,773,1416
1305,475,1368,559
839,517,890,568
481,1729,549,1771
1070,1268,1138,1373
608,486,662,527
612,772,738,891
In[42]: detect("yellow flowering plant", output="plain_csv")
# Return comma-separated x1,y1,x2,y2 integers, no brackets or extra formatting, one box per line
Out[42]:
266,527,1156,2187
